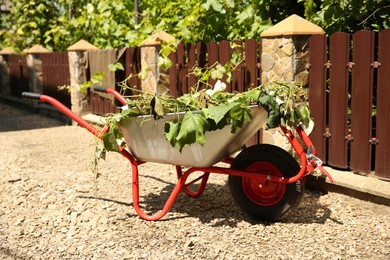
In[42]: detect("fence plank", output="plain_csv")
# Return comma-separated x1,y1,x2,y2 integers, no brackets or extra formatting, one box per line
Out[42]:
8,55,29,97
219,40,231,92
187,43,197,90
177,43,187,95
244,39,259,90
350,30,375,173
125,47,140,91
195,42,207,91
207,42,218,88
244,40,261,146
41,52,71,108
231,40,244,92
376,29,390,179
168,51,178,97
196,42,207,69
328,32,350,168
308,34,327,161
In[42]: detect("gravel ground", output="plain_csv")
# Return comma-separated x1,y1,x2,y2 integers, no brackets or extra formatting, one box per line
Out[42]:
1,101,389,259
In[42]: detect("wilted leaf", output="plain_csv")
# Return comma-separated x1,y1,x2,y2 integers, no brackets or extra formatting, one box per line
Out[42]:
102,133,120,153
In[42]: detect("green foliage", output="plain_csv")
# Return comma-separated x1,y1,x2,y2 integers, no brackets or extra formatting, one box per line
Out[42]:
78,72,105,94
103,82,313,152
301,0,390,34
1,0,388,52
0,0,58,52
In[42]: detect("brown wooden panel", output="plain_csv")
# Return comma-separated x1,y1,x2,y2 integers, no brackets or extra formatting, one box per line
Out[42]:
258,39,263,85
41,52,71,108
350,30,375,174
196,42,207,90
219,40,231,92
168,51,178,97
90,92,97,114
8,55,29,97
244,39,259,90
308,34,327,161
376,29,390,179
187,43,197,90
207,42,218,88
125,47,140,91
244,40,261,146
231,40,243,92
328,32,350,168
196,42,207,68
176,43,187,95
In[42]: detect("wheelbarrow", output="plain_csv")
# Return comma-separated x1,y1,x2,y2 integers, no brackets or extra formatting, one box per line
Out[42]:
21,88,332,221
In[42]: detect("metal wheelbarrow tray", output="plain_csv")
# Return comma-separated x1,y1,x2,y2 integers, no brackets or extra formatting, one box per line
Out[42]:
22,87,332,221
119,105,267,167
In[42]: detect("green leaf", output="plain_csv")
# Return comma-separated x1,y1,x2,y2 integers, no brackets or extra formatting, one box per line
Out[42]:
151,97,164,119
226,0,235,8
229,105,252,133
201,0,223,12
108,62,124,72
266,108,281,129
108,63,117,72
157,56,173,70
102,133,120,153
210,64,226,79
86,3,94,13
164,121,181,147
203,102,237,124
175,113,209,151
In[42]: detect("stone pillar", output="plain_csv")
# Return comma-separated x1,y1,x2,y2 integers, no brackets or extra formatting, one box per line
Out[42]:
139,31,175,96
25,45,50,95
67,40,98,117
0,48,14,96
260,14,324,149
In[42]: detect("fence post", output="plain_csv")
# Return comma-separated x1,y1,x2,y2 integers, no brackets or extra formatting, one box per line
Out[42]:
0,47,14,96
67,40,98,118
139,31,175,95
260,14,324,150
25,45,50,102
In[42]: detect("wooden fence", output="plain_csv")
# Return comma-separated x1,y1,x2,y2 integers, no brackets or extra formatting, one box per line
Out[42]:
165,40,261,97
8,54,29,97
309,29,390,179
41,52,71,108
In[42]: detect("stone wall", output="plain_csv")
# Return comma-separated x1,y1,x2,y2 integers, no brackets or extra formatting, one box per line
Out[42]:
261,36,310,87
260,36,311,151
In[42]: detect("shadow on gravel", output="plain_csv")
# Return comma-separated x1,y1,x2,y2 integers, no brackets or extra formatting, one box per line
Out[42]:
79,174,341,226
0,101,66,132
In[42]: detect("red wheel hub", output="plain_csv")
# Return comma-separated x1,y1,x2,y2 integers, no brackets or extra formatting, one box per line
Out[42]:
242,162,286,206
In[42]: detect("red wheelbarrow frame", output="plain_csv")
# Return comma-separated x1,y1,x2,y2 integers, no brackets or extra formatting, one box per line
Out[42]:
22,89,332,221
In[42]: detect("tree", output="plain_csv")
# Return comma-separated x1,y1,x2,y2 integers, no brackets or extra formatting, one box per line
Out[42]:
1,0,59,52
0,0,389,52
302,0,389,34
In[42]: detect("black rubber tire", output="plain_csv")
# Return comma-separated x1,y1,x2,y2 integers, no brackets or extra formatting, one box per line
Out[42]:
229,144,304,221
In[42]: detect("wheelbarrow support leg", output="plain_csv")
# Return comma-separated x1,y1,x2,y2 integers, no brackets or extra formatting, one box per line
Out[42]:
175,166,210,198
131,164,199,221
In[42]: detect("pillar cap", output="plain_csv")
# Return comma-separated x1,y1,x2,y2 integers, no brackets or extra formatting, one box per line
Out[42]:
67,40,98,51
25,44,50,54
261,14,324,37
140,31,176,46
0,47,16,55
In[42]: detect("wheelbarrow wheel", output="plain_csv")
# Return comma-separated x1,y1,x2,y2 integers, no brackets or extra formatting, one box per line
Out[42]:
229,144,304,221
